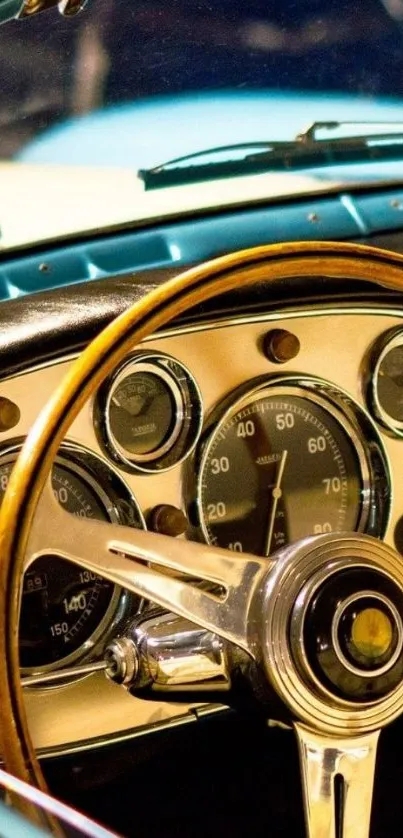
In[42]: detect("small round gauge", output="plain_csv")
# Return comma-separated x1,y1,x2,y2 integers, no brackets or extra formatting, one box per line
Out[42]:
0,443,144,673
197,379,389,557
108,365,183,460
371,331,403,435
96,352,203,473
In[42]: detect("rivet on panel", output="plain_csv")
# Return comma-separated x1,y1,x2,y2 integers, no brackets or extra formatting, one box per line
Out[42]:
0,398,21,432
262,329,301,364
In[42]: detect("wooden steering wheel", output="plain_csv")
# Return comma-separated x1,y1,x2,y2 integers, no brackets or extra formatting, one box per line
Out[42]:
1,241,403,838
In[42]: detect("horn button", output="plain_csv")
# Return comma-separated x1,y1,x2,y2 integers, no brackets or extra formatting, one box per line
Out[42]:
341,602,395,666
298,569,403,701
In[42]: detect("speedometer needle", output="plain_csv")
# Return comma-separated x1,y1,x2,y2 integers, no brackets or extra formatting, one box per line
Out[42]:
263,449,288,558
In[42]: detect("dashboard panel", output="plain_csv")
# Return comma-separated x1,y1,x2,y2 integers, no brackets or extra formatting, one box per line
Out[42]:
2,301,403,756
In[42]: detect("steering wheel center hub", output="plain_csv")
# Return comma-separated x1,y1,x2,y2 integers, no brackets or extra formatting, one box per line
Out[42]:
296,567,403,702
258,533,403,735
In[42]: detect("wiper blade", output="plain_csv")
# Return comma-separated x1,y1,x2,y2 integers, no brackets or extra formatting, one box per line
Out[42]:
139,121,403,190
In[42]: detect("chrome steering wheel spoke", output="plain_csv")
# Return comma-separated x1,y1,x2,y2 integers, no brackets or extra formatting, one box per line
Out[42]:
27,479,268,656
295,724,379,838
26,484,403,838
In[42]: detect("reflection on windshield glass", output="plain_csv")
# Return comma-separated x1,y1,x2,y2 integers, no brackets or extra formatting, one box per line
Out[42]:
1,0,403,161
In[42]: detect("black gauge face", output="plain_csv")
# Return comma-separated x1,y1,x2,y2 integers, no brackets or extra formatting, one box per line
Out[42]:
97,353,203,473
198,389,366,557
109,370,179,457
375,344,403,423
0,457,142,670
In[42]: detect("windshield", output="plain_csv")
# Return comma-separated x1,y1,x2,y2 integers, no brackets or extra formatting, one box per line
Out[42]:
3,0,403,245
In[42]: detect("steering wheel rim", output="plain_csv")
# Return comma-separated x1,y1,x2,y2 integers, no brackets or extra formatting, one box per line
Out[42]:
1,240,403,829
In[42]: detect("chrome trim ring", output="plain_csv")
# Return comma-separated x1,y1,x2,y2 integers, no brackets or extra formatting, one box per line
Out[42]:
289,564,403,701
105,361,184,464
95,351,203,474
196,375,390,549
331,590,403,678
370,328,403,436
259,533,403,735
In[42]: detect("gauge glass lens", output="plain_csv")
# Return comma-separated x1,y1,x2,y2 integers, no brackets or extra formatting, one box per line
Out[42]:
97,353,203,474
198,390,365,557
376,344,403,423
109,370,179,456
0,459,139,670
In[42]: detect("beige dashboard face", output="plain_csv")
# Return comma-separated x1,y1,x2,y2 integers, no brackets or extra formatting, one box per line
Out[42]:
1,303,403,757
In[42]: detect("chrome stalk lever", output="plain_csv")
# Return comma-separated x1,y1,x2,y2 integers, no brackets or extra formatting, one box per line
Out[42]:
104,612,233,695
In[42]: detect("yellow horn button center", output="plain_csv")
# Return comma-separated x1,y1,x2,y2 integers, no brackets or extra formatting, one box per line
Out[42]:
351,607,393,660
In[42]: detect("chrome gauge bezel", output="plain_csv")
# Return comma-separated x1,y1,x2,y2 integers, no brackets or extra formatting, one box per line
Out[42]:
369,328,403,437
104,361,185,465
0,439,145,680
194,375,391,551
95,351,203,474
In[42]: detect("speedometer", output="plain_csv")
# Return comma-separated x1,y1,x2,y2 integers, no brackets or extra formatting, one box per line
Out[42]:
0,442,145,674
197,380,389,557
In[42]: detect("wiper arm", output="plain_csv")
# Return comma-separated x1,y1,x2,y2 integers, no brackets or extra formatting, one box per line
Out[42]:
139,120,403,190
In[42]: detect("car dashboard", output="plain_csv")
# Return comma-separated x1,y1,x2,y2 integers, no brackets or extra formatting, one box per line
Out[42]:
1,261,403,759
5,3,403,834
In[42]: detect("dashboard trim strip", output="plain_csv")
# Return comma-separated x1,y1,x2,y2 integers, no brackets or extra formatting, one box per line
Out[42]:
1,303,403,384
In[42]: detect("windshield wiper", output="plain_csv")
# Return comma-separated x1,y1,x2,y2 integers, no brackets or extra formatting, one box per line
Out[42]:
139,121,403,190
